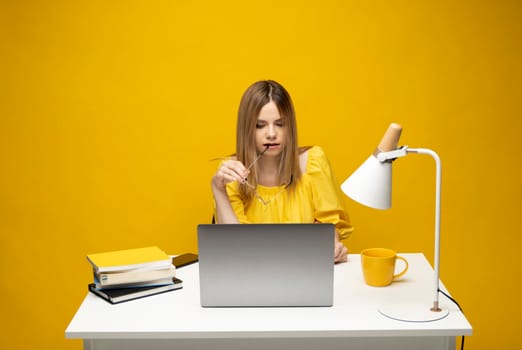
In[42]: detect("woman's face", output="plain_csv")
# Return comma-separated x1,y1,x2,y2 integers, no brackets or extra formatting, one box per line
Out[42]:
255,101,286,156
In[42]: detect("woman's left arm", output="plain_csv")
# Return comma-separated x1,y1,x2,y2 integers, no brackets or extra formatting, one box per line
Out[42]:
308,147,354,263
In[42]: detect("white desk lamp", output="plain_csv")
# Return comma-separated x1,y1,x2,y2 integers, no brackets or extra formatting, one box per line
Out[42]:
341,123,449,322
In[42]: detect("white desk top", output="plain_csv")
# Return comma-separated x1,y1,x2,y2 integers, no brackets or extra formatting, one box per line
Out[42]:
65,253,472,339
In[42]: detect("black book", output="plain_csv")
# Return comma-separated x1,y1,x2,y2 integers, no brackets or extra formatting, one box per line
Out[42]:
88,277,183,304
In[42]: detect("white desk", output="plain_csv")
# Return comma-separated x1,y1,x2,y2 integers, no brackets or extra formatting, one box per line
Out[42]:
65,253,472,350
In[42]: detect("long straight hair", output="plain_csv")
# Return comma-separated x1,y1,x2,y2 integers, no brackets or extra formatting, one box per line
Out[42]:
236,80,301,203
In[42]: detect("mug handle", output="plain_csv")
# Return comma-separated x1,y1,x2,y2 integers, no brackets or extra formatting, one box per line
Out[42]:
393,256,409,279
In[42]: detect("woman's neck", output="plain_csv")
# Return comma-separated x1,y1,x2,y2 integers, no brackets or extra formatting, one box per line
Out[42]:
256,156,281,187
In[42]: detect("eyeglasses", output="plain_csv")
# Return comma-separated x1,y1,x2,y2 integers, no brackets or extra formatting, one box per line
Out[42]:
245,145,269,172
241,145,269,187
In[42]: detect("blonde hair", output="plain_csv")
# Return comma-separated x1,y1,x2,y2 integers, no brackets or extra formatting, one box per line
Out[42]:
236,80,301,203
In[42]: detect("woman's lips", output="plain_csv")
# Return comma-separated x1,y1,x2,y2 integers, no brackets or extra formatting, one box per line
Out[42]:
264,143,280,148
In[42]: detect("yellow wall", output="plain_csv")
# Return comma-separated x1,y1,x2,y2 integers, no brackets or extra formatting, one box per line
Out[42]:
1,1,520,349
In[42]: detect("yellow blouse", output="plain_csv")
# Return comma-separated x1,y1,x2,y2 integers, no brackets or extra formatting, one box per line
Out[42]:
223,146,353,240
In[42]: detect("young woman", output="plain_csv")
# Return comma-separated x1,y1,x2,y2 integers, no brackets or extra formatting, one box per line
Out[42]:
211,80,353,263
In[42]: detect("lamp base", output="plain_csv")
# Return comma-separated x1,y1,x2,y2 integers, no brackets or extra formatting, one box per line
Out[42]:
379,303,450,322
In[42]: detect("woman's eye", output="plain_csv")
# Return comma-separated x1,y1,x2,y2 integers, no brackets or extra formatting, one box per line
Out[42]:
255,123,264,129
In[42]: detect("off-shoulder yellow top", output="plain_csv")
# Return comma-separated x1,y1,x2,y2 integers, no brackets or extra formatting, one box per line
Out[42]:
223,146,353,240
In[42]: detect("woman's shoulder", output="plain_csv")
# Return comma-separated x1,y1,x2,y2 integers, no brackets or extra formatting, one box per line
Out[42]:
299,145,327,160
299,145,328,173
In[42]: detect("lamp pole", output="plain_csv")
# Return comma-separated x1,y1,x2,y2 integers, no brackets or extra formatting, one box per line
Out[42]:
407,148,442,313
377,146,444,317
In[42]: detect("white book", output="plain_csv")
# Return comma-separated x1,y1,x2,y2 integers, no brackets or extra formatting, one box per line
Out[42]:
89,277,183,304
96,265,176,287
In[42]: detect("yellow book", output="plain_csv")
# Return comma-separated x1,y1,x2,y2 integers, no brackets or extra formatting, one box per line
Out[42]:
87,246,172,273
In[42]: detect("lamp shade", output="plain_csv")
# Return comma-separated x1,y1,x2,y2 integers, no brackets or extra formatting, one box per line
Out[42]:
341,123,402,210
341,155,392,210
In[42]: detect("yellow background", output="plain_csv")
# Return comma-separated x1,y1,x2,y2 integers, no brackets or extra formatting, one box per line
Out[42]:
1,1,520,349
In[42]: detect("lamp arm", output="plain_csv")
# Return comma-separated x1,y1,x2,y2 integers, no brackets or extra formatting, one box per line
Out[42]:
407,148,442,312
376,145,408,162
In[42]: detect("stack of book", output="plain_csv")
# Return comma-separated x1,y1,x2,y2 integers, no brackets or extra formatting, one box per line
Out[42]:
86,246,182,304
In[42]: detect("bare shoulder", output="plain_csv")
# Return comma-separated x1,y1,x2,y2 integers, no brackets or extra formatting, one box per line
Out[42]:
298,146,330,173
298,146,312,173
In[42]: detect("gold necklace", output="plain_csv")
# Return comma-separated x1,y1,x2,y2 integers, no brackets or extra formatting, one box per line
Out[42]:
243,176,293,206
253,185,288,205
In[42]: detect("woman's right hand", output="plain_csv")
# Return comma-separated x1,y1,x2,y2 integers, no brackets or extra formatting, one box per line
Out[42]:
211,160,249,191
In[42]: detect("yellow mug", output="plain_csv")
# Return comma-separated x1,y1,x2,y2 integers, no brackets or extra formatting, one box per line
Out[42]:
361,248,408,287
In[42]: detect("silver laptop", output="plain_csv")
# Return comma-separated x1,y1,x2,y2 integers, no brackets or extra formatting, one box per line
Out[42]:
197,223,334,307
